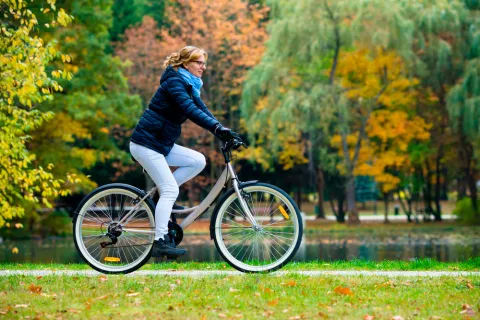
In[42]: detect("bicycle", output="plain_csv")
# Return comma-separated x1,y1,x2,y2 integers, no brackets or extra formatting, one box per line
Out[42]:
73,137,303,274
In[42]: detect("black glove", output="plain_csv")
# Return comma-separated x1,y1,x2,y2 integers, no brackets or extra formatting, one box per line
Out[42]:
214,124,235,142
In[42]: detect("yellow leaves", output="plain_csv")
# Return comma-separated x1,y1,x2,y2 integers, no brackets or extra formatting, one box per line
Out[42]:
11,247,19,254
99,127,109,134
331,48,431,191
255,96,269,112
337,49,418,106
61,54,72,63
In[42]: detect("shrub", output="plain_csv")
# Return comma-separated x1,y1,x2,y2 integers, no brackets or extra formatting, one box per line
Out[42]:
41,209,72,236
453,197,480,224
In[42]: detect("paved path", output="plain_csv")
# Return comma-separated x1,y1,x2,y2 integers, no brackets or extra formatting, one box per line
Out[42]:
303,214,457,221
0,270,478,277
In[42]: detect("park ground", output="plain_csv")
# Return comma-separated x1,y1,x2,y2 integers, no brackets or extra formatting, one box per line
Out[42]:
0,260,479,319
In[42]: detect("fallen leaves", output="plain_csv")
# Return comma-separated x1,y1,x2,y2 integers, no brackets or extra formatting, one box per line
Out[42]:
98,275,108,282
28,284,42,294
375,280,395,289
318,311,328,319
263,310,274,317
334,286,353,296
126,292,140,297
284,280,297,287
364,315,374,320
391,316,404,320
460,304,476,317
229,287,239,293
466,282,474,289
267,298,279,306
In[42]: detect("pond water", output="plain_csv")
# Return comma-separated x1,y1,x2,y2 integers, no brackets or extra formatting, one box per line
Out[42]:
1,227,479,264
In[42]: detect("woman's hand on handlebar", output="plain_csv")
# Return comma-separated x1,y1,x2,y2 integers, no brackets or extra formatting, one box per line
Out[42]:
214,124,235,142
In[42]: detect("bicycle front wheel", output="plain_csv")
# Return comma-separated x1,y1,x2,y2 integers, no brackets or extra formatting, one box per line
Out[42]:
212,182,303,273
73,184,155,274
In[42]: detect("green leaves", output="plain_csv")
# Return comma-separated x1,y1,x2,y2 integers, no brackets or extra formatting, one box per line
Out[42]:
0,0,73,227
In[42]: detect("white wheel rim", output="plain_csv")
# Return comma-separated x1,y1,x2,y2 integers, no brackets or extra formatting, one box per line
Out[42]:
214,185,300,272
75,188,154,273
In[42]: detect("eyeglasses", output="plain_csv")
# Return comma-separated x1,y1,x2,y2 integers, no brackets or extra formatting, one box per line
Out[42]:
192,60,207,67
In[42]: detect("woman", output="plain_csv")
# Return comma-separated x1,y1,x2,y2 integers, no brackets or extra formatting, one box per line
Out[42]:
129,46,234,258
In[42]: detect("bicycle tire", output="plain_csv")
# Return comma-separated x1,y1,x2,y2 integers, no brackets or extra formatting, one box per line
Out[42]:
73,183,156,274
211,182,303,273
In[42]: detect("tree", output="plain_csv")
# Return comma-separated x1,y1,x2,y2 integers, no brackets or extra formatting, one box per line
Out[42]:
0,0,72,227
116,0,268,196
28,0,143,196
330,49,431,222
242,0,413,223
447,1,480,218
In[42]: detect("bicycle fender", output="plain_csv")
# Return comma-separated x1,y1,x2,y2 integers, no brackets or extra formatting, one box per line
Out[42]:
209,180,258,239
72,183,152,222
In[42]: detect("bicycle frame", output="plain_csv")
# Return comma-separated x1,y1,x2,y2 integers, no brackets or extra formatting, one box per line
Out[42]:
119,162,258,235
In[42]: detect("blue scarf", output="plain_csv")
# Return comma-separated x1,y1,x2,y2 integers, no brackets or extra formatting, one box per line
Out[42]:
178,67,203,97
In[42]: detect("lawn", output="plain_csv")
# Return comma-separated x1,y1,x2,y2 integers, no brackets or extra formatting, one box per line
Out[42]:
1,258,480,271
0,272,478,319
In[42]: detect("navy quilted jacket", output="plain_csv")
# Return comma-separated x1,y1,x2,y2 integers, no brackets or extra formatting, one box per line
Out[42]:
130,66,219,156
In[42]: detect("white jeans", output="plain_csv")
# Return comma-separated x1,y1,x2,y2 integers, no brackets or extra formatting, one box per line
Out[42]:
129,142,206,240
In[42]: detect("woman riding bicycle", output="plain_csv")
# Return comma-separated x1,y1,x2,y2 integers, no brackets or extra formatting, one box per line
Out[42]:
129,46,235,258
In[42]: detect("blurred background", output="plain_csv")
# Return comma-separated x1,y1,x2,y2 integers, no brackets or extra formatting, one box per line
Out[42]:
1,0,479,263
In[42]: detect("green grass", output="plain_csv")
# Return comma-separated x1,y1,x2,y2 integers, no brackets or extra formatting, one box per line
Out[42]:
2,258,480,271
0,273,478,319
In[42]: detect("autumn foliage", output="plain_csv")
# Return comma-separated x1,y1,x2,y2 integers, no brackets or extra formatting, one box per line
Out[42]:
116,0,268,196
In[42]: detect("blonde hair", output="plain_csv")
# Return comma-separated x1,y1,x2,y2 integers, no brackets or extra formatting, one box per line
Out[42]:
163,46,208,69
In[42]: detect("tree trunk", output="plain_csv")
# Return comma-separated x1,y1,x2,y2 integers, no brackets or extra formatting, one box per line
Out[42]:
316,168,326,219
441,166,448,200
458,135,478,217
383,192,389,223
468,169,478,216
295,188,302,212
397,191,412,222
188,182,194,208
337,191,346,223
434,151,443,221
346,176,360,224
423,161,435,221
458,177,467,200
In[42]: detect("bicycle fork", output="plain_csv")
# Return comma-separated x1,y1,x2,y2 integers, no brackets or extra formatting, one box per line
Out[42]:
227,163,259,228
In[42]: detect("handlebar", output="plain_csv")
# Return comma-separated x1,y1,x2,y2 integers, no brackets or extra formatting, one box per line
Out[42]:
224,135,248,152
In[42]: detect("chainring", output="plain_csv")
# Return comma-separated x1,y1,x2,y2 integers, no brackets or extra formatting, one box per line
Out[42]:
167,221,184,246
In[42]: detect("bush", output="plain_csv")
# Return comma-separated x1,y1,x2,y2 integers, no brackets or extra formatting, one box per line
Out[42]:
453,197,480,224
41,209,72,236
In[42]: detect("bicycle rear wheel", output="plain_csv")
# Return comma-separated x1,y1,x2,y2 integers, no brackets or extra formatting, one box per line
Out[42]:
212,182,303,273
73,184,155,274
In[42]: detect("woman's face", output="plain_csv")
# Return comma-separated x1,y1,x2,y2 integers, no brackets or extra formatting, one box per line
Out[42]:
184,55,207,78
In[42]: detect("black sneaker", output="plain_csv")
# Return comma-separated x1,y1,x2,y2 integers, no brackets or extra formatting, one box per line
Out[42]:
172,203,184,210
151,235,187,258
